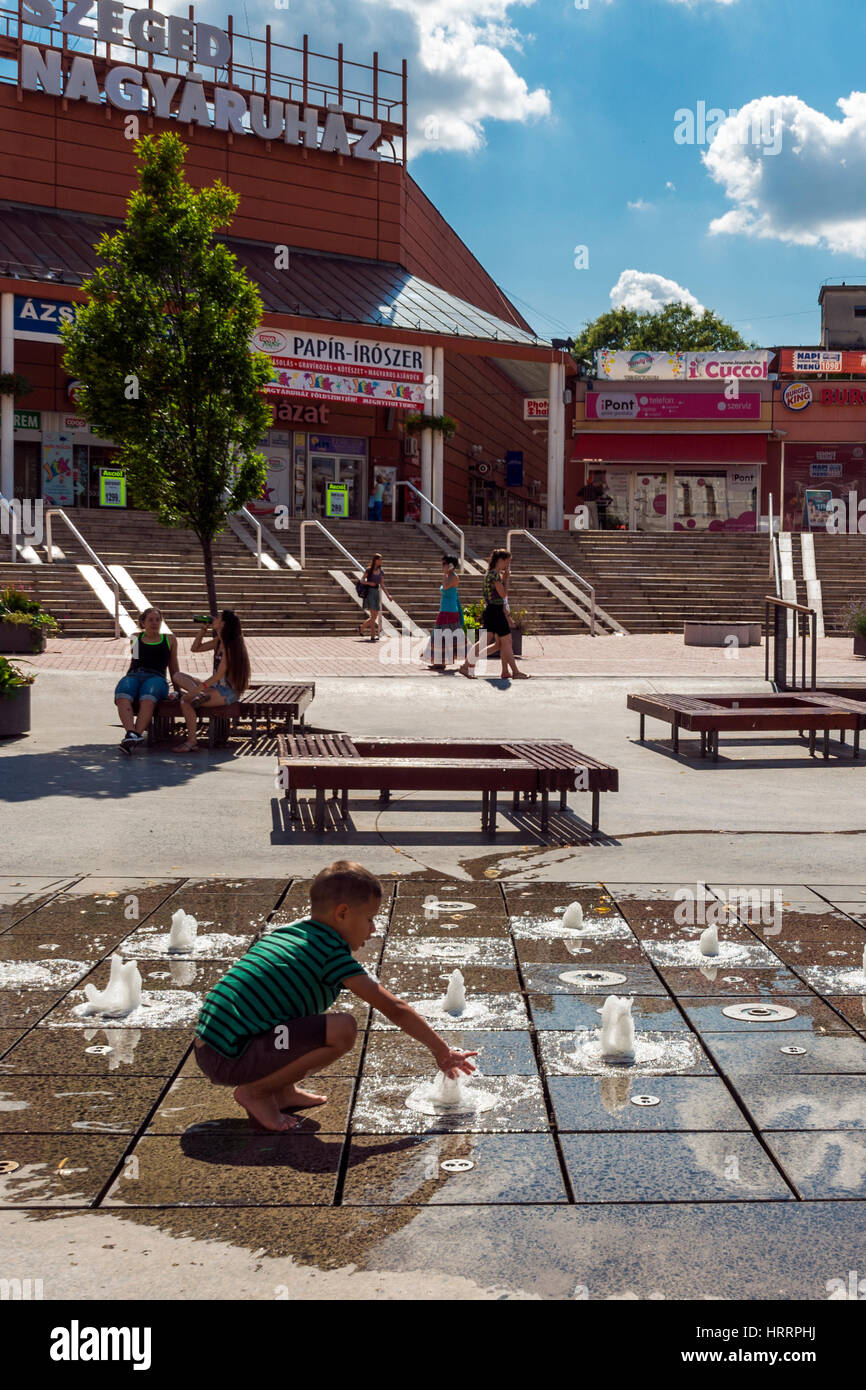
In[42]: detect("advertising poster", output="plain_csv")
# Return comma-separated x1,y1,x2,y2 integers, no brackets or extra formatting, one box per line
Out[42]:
803,489,833,531
41,433,75,506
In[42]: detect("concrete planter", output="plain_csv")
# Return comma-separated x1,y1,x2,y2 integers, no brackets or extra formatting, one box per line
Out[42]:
0,620,44,654
683,621,762,649
511,628,524,657
0,686,31,737
854,633,866,657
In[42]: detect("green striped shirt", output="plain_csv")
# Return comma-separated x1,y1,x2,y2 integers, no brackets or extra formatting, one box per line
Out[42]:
195,918,367,1057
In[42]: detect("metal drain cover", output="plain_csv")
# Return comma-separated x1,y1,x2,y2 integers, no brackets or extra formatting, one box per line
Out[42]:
630,1095,661,1107
85,1045,113,1055
441,1159,475,1173
722,1003,798,1022
559,969,627,988
780,1045,807,1055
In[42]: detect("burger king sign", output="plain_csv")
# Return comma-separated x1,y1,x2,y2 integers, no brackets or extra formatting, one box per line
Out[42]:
783,382,813,412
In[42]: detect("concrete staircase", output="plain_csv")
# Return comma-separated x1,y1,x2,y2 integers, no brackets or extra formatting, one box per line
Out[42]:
0,561,118,638
811,535,866,634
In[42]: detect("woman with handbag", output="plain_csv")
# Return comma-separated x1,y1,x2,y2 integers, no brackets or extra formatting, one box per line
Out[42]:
358,553,389,642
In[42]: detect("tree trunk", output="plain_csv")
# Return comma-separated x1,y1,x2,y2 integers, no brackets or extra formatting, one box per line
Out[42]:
201,534,218,615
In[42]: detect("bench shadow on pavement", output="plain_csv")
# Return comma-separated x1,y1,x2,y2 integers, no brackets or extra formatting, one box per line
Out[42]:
632,734,863,769
269,796,619,849
0,742,234,802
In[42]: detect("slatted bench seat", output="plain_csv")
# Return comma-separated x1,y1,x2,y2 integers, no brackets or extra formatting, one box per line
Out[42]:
276,734,618,836
627,691,866,761
146,681,315,749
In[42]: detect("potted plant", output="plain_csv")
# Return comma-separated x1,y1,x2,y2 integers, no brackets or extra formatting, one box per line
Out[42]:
0,586,60,654
843,599,866,657
404,412,459,440
0,656,34,737
507,607,532,657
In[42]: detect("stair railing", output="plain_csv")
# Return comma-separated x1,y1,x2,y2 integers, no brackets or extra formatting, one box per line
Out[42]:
44,508,120,638
764,595,817,691
391,482,465,570
506,528,597,636
234,506,262,568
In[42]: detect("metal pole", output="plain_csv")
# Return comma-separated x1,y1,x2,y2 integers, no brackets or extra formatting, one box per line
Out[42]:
779,440,786,531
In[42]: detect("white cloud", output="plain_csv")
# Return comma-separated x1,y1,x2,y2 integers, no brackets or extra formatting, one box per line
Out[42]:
627,198,654,211
704,93,866,255
610,270,705,314
200,0,550,158
665,181,676,191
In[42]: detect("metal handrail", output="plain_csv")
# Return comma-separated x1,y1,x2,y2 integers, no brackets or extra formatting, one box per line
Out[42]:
0,491,18,563
299,519,363,572
764,595,817,691
392,481,465,570
236,506,262,568
506,528,597,636
45,509,120,639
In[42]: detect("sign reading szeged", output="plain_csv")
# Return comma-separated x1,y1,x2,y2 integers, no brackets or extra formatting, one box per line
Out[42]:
18,0,385,158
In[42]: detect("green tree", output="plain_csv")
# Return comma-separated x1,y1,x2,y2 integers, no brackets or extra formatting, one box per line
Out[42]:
61,133,273,613
572,303,752,371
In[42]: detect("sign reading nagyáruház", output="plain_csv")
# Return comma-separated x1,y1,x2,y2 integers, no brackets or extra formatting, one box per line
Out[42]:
17,1,385,160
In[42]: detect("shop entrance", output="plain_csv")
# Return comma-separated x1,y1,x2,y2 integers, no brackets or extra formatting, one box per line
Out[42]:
309,437,368,519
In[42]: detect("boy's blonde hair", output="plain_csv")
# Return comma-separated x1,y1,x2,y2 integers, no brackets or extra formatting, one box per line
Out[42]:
310,860,382,914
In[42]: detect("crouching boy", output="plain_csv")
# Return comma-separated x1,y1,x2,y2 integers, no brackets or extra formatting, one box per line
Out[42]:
193,860,476,1131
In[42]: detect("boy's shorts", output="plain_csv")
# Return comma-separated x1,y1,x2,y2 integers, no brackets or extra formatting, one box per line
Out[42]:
193,1014,329,1087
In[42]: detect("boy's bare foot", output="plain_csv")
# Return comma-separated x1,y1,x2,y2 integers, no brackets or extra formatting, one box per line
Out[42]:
279,1084,328,1110
233,1085,297,1132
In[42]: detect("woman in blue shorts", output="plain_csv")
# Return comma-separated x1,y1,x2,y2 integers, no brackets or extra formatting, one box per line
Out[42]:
114,607,179,754
175,610,251,753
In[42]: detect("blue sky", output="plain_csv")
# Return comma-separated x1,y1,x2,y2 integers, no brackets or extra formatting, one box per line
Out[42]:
404,0,866,346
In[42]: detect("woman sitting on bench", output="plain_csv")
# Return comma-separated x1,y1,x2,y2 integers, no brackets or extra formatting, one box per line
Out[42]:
115,607,180,755
175,610,251,754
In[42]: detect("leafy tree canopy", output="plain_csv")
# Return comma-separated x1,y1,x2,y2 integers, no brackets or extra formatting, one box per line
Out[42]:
572,303,753,371
62,132,273,609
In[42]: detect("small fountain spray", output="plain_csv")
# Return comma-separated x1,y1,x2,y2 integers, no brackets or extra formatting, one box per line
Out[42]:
430,1071,466,1107
599,995,635,1063
562,902,584,930
441,968,466,1016
169,909,199,953
699,924,720,957
81,955,142,1017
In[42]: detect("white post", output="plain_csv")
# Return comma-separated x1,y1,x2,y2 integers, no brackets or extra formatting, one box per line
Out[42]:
432,346,445,518
547,357,565,530
420,345,434,524
779,439,786,531
1,293,14,502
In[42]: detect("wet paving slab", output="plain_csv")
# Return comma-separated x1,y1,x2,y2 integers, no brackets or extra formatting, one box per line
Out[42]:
146,1077,355,1135
397,880,503,901
377,963,520,995
380,936,515,967
512,935,646,965
560,1132,794,1203
643,938,779,968
180,878,291,898
342,1133,568,1205
755,909,866,936
615,908,757,943
371,993,528,1031
0,989,70,1029
0,1027,193,1076
657,964,810,996
351,1074,547,1134
730,1075,866,1130
0,1074,169,1134
679,996,858,1035
529,993,686,1033
763,1133,866,1199
520,963,668,996
548,1075,751,1132
0,957,93,989
104,1132,345,1206
826,995,866,1035
539,1030,712,1078
789,961,866,994
363,1030,537,1077
702,1030,866,1075
0,1134,129,1206
773,936,866,965
118,925,255,961
145,895,274,937
503,883,616,912
387,909,512,938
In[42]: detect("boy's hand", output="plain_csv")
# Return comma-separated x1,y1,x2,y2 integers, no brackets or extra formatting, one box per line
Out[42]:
433,1046,478,1079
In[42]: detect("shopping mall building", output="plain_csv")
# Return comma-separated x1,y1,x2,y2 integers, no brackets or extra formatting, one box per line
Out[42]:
0,1,572,529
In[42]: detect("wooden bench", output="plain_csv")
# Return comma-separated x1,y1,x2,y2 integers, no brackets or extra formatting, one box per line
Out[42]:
627,691,866,761
276,734,618,836
146,681,315,749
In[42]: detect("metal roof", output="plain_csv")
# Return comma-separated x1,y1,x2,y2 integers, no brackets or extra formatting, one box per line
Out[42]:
0,202,548,350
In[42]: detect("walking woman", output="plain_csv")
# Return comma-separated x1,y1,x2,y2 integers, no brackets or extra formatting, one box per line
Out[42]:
359,552,390,642
426,554,464,670
174,610,251,753
460,548,529,680
114,607,180,754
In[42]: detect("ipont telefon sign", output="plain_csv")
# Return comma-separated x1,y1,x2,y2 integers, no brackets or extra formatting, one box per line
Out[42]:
18,0,385,158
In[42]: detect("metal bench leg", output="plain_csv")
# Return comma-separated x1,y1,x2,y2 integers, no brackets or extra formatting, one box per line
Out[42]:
809,730,816,757
540,788,549,835
487,789,497,837
591,789,600,835
512,790,520,810
700,731,706,759
290,786,299,820
712,731,719,763
672,718,679,755
379,788,391,804
340,788,349,819
481,790,488,832
315,786,326,832
854,728,861,760
559,787,567,811
639,713,645,741
823,728,830,761
208,719,218,750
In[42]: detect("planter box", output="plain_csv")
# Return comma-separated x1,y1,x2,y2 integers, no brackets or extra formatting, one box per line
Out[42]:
0,686,31,737
511,628,523,657
683,621,761,649
854,634,866,657
0,620,43,654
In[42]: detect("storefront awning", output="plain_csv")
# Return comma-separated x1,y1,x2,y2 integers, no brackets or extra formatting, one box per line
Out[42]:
0,202,548,350
572,432,768,464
